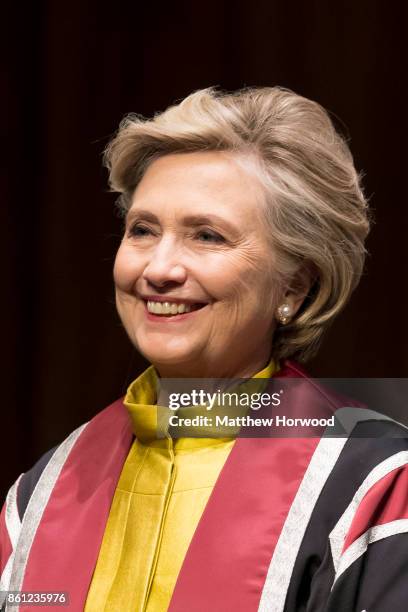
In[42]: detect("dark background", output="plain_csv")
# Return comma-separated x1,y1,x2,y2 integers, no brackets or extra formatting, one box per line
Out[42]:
2,1,407,497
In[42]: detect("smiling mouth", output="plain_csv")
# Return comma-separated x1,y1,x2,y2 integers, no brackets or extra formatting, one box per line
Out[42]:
145,300,207,317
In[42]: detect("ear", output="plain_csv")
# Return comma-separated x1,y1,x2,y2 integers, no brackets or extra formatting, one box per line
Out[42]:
276,263,316,324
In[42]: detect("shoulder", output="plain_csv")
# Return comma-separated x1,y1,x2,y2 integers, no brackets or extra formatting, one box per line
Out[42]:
12,397,129,522
321,425,408,610
16,446,59,521
283,367,408,609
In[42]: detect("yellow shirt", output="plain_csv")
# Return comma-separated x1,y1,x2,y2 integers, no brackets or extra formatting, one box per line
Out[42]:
85,361,276,612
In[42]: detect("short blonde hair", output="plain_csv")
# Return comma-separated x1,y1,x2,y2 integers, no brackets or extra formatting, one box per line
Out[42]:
105,87,370,362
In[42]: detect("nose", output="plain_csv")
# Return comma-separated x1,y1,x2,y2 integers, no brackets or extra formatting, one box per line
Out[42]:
142,236,188,288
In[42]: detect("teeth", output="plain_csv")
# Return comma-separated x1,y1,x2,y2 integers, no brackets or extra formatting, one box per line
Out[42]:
147,300,193,315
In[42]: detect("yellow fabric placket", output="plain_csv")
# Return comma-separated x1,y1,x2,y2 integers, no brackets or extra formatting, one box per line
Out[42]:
84,359,276,612
145,438,176,606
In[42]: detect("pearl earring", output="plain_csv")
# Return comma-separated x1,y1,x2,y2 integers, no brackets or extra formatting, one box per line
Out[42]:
277,303,291,325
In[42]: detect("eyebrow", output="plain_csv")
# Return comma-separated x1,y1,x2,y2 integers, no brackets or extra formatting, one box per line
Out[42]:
125,208,240,233
126,209,159,224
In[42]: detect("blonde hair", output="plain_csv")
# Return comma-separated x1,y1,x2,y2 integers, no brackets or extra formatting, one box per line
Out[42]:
105,87,370,362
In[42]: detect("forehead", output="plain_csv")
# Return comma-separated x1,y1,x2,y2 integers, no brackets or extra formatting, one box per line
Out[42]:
129,151,266,225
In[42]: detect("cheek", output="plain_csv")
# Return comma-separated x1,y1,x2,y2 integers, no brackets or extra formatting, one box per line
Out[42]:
201,251,260,298
208,252,277,308
113,246,141,291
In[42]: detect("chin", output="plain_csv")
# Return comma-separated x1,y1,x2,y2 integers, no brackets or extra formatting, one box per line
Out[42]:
136,335,202,370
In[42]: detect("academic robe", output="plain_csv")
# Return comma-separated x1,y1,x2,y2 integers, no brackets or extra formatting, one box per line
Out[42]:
1,360,408,611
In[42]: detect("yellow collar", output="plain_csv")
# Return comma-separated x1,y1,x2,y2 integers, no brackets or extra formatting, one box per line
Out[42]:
124,359,277,443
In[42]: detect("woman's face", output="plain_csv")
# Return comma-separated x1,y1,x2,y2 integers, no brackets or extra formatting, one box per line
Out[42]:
114,151,283,378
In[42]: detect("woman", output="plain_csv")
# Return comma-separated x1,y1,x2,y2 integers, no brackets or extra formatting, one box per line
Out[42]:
1,87,407,611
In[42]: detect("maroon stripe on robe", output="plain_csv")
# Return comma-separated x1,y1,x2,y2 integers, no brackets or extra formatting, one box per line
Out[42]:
342,464,408,553
19,399,133,612
168,436,320,612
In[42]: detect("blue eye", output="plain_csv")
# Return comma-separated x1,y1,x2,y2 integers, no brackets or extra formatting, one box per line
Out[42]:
128,224,152,238
196,230,225,243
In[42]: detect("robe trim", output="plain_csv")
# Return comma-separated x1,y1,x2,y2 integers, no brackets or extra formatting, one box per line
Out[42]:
258,437,348,612
0,476,22,605
7,423,88,596
329,450,408,572
4,477,21,552
334,519,408,583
